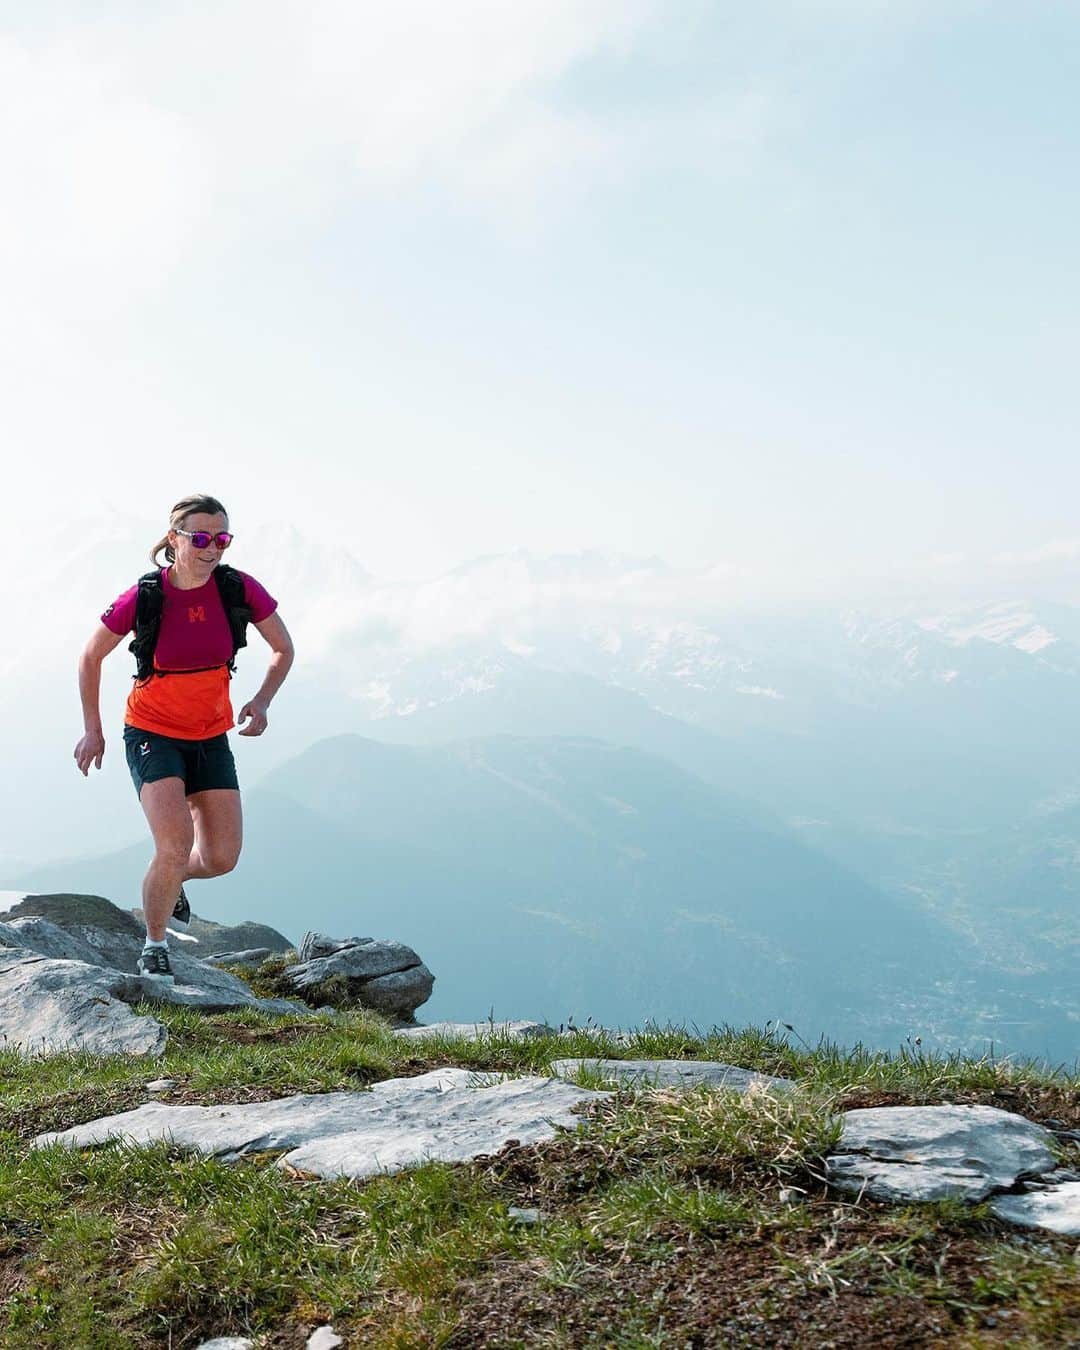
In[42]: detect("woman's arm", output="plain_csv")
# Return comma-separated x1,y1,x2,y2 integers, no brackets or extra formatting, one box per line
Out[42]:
237,612,295,737
74,624,126,774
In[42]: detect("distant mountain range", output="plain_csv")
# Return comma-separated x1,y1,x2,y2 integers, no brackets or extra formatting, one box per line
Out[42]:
11,730,1067,1063
5,544,1080,1065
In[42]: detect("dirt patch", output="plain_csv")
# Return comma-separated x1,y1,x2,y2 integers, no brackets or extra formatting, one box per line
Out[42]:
0,1248,30,1302
439,1212,1078,1348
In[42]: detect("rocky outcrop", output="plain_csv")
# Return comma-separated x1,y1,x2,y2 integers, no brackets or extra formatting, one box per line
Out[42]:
282,934,433,1018
0,896,310,1057
0,898,445,1055
5,893,151,972
297,932,373,962
0,950,168,1057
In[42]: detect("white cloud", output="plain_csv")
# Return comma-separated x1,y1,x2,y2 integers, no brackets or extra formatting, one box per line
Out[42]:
0,34,209,314
998,539,1080,565
2,3,661,265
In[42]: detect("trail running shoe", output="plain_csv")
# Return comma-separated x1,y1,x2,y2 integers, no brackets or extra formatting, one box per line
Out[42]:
137,946,175,984
171,887,191,932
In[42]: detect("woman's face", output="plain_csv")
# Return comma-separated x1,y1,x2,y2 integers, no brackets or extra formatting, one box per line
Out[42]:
168,512,230,571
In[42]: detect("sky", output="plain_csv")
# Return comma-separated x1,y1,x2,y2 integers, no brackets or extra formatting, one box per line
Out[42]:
2,1,1079,596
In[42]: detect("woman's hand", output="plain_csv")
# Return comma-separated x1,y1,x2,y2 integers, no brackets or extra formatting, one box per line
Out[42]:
237,699,269,736
74,730,106,775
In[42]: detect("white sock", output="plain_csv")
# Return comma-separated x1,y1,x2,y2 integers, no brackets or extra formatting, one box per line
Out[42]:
142,938,168,951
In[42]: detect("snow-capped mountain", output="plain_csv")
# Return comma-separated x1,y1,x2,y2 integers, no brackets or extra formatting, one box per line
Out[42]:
317,569,1080,738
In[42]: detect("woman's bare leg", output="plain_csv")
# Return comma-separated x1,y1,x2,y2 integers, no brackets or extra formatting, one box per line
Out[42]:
138,777,194,942
185,789,243,879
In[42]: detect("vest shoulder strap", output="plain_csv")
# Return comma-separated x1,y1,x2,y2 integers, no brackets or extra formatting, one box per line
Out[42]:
212,564,253,668
129,570,166,681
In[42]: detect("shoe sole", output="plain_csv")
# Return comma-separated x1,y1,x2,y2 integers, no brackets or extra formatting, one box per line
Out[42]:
171,896,191,933
137,971,176,984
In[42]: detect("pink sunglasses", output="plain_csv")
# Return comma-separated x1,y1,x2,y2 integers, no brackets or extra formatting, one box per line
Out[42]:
175,528,233,549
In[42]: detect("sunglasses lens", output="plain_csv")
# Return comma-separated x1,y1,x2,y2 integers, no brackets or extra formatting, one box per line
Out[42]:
189,532,212,548
215,533,232,548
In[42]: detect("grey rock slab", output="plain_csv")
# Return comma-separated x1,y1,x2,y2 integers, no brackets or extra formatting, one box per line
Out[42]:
0,951,166,1058
826,1105,1058,1203
0,916,105,964
395,1020,555,1042
280,1071,612,1179
193,1340,254,1350
307,1329,344,1350
35,1068,613,1181
297,932,373,962
550,1058,796,1093
990,1182,1080,1236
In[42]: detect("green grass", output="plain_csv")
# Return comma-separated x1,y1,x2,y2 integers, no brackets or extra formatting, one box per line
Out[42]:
0,1004,1077,1347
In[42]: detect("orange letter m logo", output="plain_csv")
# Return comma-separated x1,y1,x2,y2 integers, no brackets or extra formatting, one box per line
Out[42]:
188,605,206,623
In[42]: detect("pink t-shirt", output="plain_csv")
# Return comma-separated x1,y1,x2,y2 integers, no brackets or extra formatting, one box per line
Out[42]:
101,567,277,740
102,567,277,669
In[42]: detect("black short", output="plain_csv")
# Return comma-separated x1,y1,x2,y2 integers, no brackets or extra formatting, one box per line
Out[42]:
123,726,239,798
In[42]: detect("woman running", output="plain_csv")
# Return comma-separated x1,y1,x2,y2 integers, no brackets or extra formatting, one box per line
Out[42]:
73,493,294,984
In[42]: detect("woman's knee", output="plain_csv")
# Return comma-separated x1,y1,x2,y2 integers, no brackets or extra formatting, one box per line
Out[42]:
202,844,241,877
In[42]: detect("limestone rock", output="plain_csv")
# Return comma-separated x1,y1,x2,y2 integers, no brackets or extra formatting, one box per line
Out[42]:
990,1181,1080,1236
0,951,167,1058
282,939,433,1017
0,897,313,1057
550,1058,796,1093
8,899,305,1010
825,1104,1057,1202
297,932,373,962
35,1067,613,1180
6,894,148,972
0,916,105,965
345,965,434,1017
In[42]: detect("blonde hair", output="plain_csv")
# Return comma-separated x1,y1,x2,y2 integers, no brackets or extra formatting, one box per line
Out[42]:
150,494,229,566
